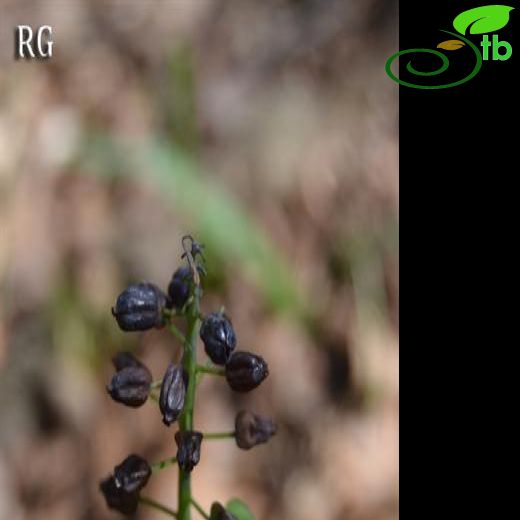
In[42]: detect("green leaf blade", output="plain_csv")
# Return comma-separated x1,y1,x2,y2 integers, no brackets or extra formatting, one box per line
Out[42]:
226,499,255,520
453,5,514,35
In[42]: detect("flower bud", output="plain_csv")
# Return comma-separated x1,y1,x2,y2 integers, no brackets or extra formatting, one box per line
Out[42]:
107,363,152,407
200,312,237,365
225,351,268,392
235,410,276,450
175,431,203,472
210,502,237,520
100,475,139,515
167,266,192,309
112,283,167,332
159,363,186,426
114,454,151,494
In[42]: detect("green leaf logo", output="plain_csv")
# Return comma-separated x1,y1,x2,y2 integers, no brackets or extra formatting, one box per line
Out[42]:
226,499,256,520
453,5,514,35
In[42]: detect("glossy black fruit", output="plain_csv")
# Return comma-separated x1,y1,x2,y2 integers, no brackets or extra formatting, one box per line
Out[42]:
114,454,151,494
159,363,186,426
112,283,167,331
107,361,152,407
111,351,145,371
100,475,139,515
168,266,191,309
225,351,268,392
200,312,237,365
175,431,203,473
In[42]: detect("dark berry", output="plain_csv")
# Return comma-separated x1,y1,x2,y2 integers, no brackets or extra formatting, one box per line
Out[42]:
210,502,237,520
107,362,152,407
175,431,203,472
225,351,268,392
167,266,192,309
114,454,151,494
159,363,186,426
235,410,276,450
200,312,237,365
99,454,150,515
112,283,167,332
111,351,145,371
100,475,139,515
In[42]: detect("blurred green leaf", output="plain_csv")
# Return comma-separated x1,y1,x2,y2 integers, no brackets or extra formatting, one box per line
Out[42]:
164,45,198,153
81,135,307,319
225,499,255,520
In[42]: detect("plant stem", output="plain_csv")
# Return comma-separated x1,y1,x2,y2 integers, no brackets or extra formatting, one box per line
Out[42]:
178,291,201,520
203,431,235,440
151,379,163,390
151,455,177,473
167,321,187,345
191,497,210,519
139,496,178,518
195,364,225,377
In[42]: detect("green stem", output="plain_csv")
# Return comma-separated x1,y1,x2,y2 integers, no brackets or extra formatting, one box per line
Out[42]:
151,379,163,390
195,364,225,377
167,321,188,345
178,290,201,520
151,455,177,473
203,431,235,440
163,307,181,319
191,498,210,519
139,496,178,518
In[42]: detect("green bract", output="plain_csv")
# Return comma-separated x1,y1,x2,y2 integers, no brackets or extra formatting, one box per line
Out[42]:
226,499,255,520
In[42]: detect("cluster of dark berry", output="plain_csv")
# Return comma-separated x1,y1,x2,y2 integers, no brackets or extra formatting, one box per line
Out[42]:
100,236,275,520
